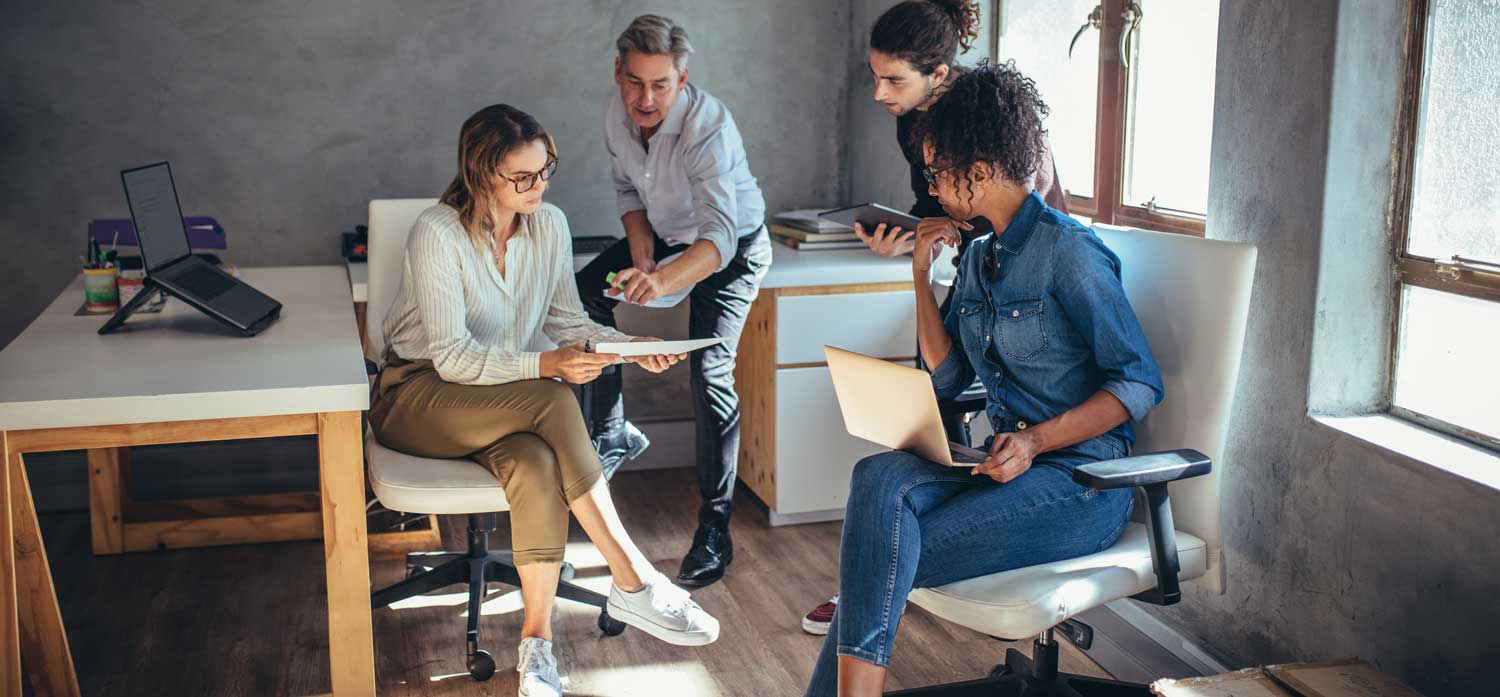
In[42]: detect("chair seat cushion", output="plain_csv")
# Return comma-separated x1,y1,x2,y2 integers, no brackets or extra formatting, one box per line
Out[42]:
365,429,509,515
907,523,1205,640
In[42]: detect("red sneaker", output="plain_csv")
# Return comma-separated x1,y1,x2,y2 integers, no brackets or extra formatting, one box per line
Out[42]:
801,594,838,635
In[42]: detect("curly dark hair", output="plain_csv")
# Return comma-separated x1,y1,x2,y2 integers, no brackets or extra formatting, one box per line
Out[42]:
910,60,1050,204
871,0,981,75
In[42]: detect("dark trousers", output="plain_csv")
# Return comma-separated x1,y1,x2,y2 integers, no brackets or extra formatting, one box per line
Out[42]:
576,229,772,527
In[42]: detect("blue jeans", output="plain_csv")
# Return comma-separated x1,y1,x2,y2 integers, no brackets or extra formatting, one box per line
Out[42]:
804,449,1133,696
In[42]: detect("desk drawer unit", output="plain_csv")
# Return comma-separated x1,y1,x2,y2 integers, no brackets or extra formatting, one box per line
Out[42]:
735,282,917,525
775,291,917,365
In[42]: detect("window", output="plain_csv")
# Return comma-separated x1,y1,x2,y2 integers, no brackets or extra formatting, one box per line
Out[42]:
996,0,1219,235
1390,0,1500,451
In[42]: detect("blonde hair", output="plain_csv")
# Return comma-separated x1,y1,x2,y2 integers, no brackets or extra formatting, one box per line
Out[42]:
439,104,556,250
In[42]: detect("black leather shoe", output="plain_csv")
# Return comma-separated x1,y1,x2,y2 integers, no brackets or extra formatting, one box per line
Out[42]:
676,524,733,588
593,421,650,480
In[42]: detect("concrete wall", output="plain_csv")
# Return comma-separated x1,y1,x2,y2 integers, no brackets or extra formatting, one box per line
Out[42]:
1141,2,1500,695
0,0,851,350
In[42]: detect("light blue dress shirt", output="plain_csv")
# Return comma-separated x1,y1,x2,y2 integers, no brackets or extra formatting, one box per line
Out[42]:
604,83,766,272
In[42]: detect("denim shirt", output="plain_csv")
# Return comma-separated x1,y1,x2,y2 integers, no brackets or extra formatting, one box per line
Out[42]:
930,192,1164,463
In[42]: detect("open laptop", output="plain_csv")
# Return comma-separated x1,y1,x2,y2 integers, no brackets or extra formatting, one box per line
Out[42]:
99,162,281,336
824,345,988,466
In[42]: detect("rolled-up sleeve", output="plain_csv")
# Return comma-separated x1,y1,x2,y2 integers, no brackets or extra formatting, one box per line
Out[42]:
683,127,741,272
929,266,977,401
1054,235,1164,421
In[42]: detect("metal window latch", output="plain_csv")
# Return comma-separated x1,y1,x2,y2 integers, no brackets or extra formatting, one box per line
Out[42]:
1121,3,1143,69
1141,195,1159,214
1069,5,1103,59
1435,255,1500,280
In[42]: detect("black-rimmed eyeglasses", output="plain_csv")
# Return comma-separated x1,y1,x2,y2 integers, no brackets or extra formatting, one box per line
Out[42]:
500,156,558,194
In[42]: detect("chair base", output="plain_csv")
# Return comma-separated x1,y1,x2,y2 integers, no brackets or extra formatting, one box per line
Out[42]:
371,513,625,682
889,637,1151,697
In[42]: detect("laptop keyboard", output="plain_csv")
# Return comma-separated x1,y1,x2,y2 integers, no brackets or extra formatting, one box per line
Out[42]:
949,446,985,464
174,263,237,300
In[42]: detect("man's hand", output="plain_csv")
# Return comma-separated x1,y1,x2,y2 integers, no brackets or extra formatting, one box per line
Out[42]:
972,430,1041,483
608,267,666,305
854,222,917,257
622,336,687,373
913,217,970,273
539,343,619,384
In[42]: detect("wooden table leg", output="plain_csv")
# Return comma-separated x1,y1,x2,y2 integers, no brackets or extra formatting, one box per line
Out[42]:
318,411,375,696
87,448,126,555
2,433,19,697
9,446,80,696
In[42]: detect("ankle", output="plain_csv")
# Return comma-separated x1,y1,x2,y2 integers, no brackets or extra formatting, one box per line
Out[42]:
612,565,645,592
520,627,553,642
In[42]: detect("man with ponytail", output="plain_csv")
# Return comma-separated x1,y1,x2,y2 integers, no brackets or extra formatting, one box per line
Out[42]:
800,0,1069,638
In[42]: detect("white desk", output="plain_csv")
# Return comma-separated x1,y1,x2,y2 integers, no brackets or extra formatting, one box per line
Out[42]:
735,245,955,525
1,266,378,697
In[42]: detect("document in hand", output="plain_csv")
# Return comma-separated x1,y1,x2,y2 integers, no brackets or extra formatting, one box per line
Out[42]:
592,338,726,356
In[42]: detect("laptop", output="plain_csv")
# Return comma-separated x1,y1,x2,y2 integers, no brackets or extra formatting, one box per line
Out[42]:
99,162,281,336
824,345,988,466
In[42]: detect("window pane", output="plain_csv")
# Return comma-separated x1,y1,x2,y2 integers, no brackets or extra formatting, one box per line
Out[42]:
999,0,1099,199
1406,0,1500,262
1392,284,1500,441
1122,0,1219,215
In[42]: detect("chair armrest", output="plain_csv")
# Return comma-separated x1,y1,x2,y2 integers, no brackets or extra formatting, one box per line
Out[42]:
1070,449,1211,489
365,358,379,376
1072,449,1212,606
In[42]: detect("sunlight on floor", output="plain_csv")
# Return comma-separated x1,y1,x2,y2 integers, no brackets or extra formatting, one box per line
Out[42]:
568,660,720,696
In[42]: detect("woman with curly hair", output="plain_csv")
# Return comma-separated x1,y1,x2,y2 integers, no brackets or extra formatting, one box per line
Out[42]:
800,0,1070,640
803,63,1163,697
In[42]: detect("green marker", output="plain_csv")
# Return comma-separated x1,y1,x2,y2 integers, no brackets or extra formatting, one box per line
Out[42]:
605,271,621,289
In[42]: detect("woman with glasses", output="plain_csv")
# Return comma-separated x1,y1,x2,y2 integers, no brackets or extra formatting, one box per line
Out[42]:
370,104,720,697
804,63,1163,697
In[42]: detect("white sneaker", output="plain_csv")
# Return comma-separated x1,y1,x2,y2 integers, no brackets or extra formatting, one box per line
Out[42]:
606,572,720,646
516,637,561,697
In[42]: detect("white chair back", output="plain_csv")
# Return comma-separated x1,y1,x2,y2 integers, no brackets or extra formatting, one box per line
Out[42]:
1095,226,1257,594
366,199,440,361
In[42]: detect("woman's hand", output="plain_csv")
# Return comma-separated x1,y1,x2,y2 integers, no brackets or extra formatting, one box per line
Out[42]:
539,343,619,384
912,217,971,273
622,336,687,373
854,222,916,257
972,430,1041,483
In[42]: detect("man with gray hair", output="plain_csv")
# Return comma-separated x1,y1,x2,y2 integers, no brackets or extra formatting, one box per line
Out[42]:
576,14,770,589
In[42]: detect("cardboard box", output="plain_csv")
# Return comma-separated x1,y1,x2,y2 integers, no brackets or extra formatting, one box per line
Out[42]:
1153,659,1423,697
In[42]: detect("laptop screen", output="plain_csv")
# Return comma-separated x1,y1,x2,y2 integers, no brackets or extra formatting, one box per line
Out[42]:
121,162,192,272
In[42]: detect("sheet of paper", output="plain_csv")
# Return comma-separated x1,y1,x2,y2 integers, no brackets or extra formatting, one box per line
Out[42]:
593,338,725,357
603,252,690,308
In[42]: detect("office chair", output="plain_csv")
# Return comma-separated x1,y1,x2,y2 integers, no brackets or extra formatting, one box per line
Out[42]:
894,227,1257,696
362,199,625,682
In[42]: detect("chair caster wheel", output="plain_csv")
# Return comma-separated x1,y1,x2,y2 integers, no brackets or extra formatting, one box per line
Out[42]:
988,663,1011,679
598,609,627,636
467,649,496,681
561,561,576,582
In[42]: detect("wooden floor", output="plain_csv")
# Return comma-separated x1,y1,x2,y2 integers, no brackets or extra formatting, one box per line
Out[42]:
33,467,1108,696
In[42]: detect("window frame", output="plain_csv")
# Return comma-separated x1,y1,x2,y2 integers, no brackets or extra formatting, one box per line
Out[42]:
1387,0,1500,452
996,0,1209,236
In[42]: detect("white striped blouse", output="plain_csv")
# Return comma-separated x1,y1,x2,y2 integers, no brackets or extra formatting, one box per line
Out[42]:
381,202,633,385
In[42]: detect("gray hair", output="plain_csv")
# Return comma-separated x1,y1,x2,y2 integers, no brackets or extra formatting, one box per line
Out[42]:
616,14,693,70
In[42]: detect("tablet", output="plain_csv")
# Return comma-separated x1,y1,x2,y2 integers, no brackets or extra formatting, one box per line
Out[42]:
819,203,922,232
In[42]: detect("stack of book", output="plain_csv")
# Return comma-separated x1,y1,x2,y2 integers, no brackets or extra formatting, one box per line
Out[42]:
769,209,866,251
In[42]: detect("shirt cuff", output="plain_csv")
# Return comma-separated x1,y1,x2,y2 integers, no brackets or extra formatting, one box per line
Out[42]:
702,227,736,273
616,191,646,216
929,349,970,400
1101,378,1160,422
518,351,543,381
